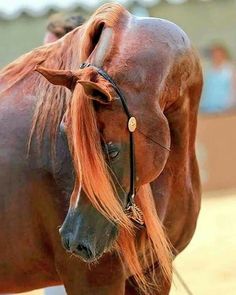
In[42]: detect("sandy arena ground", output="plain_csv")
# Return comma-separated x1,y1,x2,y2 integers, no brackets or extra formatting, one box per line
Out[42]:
21,191,236,295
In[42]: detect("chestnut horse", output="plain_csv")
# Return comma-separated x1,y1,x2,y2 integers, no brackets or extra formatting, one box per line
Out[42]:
0,3,202,295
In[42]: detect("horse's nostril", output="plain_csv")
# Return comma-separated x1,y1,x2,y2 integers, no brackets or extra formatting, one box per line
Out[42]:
76,243,93,259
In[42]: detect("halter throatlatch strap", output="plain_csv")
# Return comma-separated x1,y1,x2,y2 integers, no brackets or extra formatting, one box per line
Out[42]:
80,62,144,227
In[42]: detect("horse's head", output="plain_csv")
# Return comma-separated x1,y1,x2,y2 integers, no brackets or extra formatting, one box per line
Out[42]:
36,56,171,259
34,9,175,278
33,3,202,289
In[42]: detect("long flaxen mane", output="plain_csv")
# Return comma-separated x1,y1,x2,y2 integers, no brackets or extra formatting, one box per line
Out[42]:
0,3,172,293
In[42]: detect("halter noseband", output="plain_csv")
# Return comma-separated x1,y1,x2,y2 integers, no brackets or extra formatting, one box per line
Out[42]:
80,62,144,226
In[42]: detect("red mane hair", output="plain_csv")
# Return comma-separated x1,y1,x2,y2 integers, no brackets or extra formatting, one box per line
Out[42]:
0,3,172,293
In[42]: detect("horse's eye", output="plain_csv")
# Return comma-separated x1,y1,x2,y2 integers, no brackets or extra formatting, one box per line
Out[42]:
109,149,119,159
107,143,119,159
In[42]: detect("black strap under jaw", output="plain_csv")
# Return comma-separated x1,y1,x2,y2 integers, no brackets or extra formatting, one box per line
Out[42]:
80,62,138,214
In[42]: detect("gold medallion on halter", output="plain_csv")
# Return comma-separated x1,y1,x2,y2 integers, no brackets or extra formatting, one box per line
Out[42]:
128,117,137,132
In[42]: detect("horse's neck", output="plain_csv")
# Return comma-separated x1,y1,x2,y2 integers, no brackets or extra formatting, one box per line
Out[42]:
152,66,202,253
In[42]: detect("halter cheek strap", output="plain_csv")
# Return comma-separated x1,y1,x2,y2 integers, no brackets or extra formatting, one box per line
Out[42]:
80,62,144,226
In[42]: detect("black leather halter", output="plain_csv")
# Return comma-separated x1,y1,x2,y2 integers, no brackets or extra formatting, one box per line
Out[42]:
80,62,138,216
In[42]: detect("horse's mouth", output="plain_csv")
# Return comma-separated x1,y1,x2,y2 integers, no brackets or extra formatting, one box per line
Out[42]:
72,249,103,263
69,244,113,263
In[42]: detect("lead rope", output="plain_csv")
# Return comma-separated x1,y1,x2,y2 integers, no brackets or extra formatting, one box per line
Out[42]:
173,267,194,295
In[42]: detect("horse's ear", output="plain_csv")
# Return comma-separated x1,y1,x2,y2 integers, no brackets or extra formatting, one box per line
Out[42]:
35,65,75,90
77,80,113,104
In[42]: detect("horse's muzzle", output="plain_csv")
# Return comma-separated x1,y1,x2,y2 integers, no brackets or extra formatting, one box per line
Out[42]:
60,231,95,261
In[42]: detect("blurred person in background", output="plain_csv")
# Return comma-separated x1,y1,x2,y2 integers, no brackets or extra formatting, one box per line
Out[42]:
44,13,85,44
200,43,236,113
44,12,85,295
